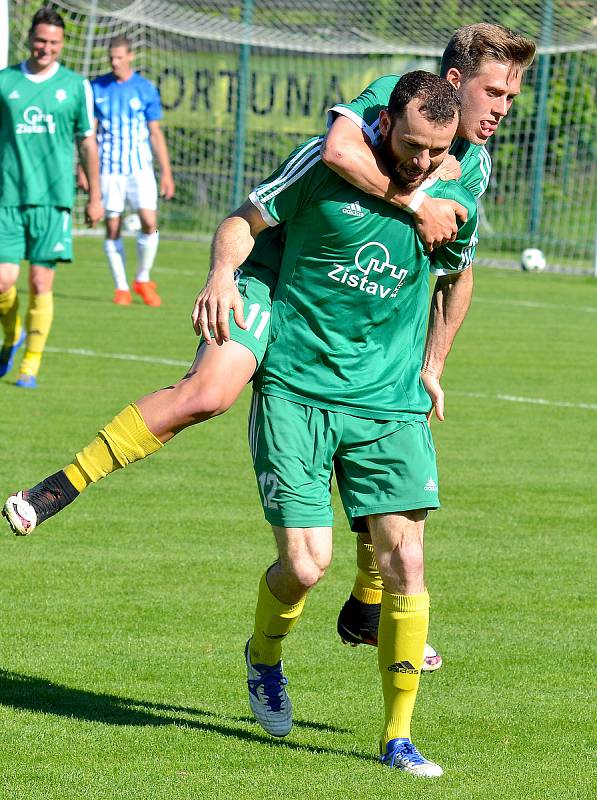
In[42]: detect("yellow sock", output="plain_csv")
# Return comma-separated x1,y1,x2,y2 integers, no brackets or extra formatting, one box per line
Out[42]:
19,291,53,376
0,286,21,345
352,534,383,604
378,589,429,744
250,571,306,666
63,403,163,493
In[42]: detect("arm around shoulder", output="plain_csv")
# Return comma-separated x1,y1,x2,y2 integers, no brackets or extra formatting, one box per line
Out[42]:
321,115,415,208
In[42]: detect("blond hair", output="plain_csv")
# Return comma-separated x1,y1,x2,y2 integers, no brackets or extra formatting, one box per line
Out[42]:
440,23,536,79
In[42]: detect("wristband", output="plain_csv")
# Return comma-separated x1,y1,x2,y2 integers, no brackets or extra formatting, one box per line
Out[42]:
404,188,426,215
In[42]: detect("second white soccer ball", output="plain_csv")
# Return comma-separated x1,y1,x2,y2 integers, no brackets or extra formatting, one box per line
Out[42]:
520,247,546,272
123,213,141,234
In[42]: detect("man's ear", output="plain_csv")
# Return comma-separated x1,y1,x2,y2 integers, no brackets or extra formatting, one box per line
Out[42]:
379,108,391,137
444,67,463,90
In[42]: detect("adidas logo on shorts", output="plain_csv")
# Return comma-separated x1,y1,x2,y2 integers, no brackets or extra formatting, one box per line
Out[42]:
424,477,437,491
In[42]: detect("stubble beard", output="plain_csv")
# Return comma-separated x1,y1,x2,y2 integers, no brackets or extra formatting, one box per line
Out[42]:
378,136,430,193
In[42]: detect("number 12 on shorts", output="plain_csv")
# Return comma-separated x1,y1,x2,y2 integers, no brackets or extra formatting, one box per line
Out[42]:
244,303,270,341
258,471,279,509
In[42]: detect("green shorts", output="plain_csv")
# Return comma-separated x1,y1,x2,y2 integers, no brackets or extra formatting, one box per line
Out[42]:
199,259,277,367
0,206,73,266
249,391,440,530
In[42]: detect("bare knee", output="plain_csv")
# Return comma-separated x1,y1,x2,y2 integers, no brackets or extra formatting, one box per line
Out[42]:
29,266,54,295
369,511,426,595
272,526,332,595
381,540,424,584
0,264,19,294
286,557,327,591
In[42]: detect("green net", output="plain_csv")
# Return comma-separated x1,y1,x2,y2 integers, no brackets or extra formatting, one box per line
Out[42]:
7,0,597,271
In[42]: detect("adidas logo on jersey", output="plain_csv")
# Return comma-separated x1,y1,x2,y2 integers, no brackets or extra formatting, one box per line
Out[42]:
9,90,20,100
341,201,365,218
424,477,437,492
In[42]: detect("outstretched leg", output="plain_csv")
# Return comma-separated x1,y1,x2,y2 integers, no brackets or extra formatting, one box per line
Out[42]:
3,340,256,535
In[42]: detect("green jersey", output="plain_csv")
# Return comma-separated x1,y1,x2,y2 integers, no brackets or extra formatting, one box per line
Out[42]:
251,137,478,420
328,74,492,198
0,62,94,208
247,73,489,280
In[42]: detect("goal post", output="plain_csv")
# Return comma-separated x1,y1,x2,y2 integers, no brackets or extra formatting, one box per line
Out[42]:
0,0,8,69
7,0,597,272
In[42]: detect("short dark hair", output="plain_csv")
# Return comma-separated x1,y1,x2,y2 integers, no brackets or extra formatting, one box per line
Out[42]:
440,23,536,79
29,7,65,36
387,71,460,126
108,35,133,52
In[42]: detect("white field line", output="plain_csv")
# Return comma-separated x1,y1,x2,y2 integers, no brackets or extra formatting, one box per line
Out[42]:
45,346,189,368
473,296,597,314
152,267,197,277
151,270,597,309
45,346,597,411
452,390,597,411
150,277,597,313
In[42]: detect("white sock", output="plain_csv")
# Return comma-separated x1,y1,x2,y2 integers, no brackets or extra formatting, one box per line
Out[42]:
104,238,128,291
135,231,159,283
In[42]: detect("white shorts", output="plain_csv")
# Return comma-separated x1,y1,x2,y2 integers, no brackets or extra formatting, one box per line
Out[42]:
101,168,158,217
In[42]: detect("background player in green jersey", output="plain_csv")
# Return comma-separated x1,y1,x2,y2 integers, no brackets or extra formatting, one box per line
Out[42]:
0,7,102,388
235,71,471,776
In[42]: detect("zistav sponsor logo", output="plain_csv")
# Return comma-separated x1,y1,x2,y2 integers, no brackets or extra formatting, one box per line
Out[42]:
16,106,56,135
327,241,408,299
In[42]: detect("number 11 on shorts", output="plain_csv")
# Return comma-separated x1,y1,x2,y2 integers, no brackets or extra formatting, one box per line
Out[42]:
244,303,270,341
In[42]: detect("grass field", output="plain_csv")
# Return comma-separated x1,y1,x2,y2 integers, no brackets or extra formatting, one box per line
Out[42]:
0,238,595,800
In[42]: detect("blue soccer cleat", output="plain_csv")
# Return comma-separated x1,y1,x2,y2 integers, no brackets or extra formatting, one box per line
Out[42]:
15,373,37,389
0,329,25,378
245,639,293,737
380,738,443,777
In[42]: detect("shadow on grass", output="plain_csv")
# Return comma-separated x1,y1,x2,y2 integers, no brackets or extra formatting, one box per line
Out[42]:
0,669,372,761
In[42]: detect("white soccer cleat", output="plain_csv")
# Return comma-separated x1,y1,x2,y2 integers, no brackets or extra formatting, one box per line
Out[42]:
3,491,38,535
422,642,443,672
337,596,443,672
380,737,444,777
245,639,293,737
2,472,79,536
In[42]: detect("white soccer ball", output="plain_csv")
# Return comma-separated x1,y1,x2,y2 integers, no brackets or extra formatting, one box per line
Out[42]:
123,213,141,234
520,247,546,272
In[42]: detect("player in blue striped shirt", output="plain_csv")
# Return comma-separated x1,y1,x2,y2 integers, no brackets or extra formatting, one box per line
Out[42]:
88,36,174,307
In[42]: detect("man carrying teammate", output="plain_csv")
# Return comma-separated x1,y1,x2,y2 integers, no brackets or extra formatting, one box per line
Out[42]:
234,71,473,776
0,7,103,388
85,36,175,307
